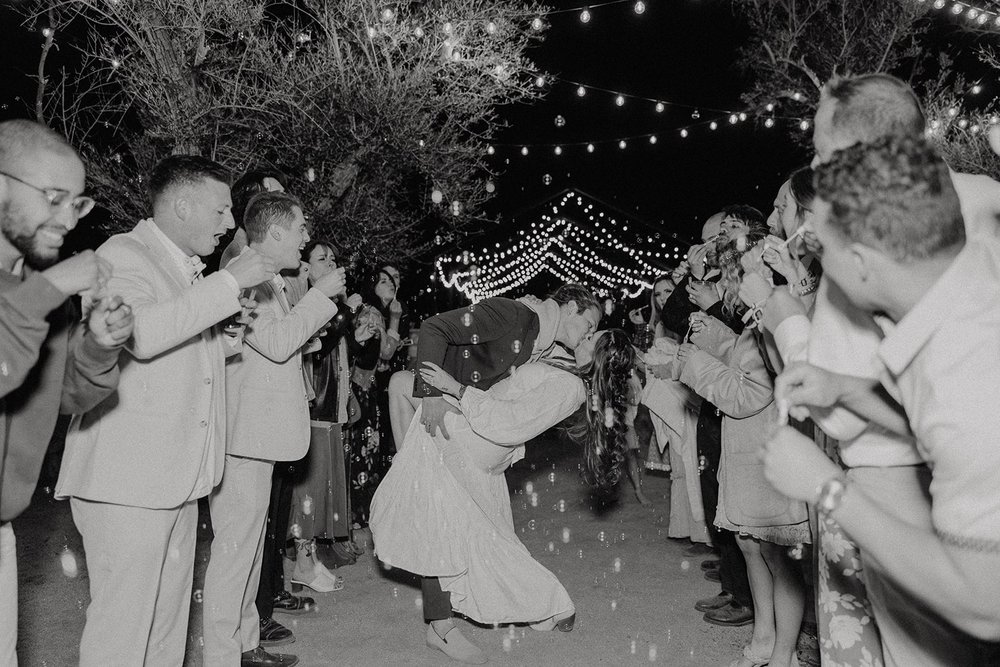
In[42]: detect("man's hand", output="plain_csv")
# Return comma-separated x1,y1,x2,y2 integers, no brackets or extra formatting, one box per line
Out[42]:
647,362,672,380
313,267,347,298
345,293,363,311
42,250,112,299
87,294,134,349
628,307,646,325
775,362,845,421
421,395,461,439
686,281,719,310
225,248,277,289
738,271,774,310
686,243,711,280
389,299,403,318
762,425,841,502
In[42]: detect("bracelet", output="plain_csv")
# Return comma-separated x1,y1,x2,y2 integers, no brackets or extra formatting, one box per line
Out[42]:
793,275,819,297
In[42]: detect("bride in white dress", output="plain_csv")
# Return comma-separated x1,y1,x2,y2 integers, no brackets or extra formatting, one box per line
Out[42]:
370,329,635,663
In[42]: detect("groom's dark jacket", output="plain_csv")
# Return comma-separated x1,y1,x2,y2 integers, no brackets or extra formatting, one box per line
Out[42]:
413,297,547,398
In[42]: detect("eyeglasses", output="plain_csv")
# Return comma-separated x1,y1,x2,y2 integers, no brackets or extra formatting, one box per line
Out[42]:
0,170,95,218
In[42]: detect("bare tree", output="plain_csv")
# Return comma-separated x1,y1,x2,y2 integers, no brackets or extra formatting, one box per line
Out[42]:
733,0,930,143
17,0,548,261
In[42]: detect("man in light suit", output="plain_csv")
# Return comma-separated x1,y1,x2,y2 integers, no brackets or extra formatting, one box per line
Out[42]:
202,191,347,667
56,155,276,666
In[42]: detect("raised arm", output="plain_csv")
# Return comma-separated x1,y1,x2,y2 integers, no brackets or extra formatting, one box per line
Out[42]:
243,287,337,363
679,341,773,419
99,239,241,360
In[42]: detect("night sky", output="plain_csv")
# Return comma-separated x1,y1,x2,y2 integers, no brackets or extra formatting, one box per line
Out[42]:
0,0,989,309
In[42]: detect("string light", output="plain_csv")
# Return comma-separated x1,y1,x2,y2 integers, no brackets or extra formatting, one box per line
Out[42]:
615,94,626,106
918,0,1000,28
580,8,592,22
435,191,690,302
633,0,646,14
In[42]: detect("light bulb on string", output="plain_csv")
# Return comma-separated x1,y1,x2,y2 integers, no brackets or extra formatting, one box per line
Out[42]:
554,115,566,127
486,181,496,193
41,27,54,38
655,101,665,113
531,17,544,30
649,135,657,144
709,121,718,130
486,21,497,34
576,86,587,97
615,95,625,107
729,114,738,124
486,145,495,155
951,3,963,14
799,119,811,131
972,83,983,95
586,143,595,153
680,129,688,138
535,75,546,88
580,8,591,23
431,189,443,204
691,109,700,119
618,139,627,149
414,26,424,38
633,1,646,14
739,112,747,121
978,13,989,25
764,117,775,128
554,146,563,155
520,146,529,156
765,102,775,112
381,8,394,20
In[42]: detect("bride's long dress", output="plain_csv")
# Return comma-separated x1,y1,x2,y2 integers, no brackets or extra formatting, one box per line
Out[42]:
370,363,584,625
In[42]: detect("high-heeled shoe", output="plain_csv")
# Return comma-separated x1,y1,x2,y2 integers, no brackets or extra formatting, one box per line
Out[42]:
529,608,576,632
290,540,345,593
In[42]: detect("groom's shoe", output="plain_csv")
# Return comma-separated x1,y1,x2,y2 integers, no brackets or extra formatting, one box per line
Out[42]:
426,622,488,664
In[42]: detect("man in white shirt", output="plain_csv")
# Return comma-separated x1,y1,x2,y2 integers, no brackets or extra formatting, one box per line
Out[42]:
57,155,276,666
765,135,1000,654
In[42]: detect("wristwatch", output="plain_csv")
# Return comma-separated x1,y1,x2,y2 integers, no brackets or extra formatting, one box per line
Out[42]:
456,384,467,400
815,475,848,514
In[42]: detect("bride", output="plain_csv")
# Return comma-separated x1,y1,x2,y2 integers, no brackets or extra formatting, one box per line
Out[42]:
370,329,635,664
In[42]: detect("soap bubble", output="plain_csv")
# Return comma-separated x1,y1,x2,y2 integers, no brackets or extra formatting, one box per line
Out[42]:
562,527,571,543
60,549,79,578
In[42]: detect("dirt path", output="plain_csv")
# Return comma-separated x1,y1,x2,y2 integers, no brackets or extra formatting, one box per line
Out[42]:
16,435,753,666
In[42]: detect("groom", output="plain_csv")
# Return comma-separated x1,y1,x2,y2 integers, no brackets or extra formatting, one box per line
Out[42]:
386,282,600,663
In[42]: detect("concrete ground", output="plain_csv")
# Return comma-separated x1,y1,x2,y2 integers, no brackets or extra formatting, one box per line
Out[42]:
15,435,782,666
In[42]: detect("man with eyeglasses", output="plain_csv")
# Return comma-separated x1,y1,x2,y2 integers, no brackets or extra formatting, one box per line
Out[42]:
0,119,134,665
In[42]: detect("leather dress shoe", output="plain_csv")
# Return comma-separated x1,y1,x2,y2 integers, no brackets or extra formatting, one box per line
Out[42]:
315,540,356,569
426,622,487,664
703,568,721,583
700,558,720,571
258,617,295,648
273,590,315,615
241,646,299,666
694,592,732,612
703,601,754,627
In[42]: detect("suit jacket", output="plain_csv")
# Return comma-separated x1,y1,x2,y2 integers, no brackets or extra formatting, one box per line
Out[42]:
1,271,120,521
225,277,337,461
56,219,242,509
413,297,540,398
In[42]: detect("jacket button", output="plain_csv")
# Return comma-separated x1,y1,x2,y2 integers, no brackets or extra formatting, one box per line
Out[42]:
203,378,212,385
200,420,208,427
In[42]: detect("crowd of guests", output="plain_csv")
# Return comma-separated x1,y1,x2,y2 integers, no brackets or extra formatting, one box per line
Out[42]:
2,67,1000,667
622,72,1000,667
0,122,415,666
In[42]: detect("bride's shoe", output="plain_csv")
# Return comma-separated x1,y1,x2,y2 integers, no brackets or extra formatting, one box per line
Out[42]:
426,621,488,664
529,608,576,632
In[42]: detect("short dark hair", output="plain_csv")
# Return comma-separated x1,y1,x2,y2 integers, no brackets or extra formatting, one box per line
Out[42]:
720,204,765,228
232,168,287,226
788,166,816,220
823,73,925,146
815,134,964,261
147,155,230,208
302,239,338,263
551,283,600,314
243,191,303,243
0,119,75,170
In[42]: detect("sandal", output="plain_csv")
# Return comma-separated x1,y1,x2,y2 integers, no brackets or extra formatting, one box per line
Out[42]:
728,645,771,667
